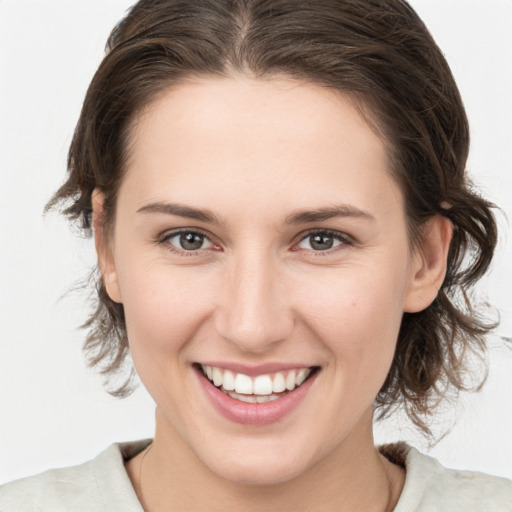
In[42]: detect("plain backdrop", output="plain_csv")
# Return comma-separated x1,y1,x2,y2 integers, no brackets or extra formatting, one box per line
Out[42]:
1,0,511,485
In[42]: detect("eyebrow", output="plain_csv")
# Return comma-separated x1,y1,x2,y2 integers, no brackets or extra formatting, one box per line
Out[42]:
136,202,374,225
137,202,221,224
285,205,375,224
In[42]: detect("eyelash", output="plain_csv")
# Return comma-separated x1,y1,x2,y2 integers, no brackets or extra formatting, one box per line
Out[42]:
156,228,216,257
294,229,354,255
155,228,354,256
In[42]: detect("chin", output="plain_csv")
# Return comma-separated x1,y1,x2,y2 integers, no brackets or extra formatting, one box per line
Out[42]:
196,439,317,487
208,457,308,487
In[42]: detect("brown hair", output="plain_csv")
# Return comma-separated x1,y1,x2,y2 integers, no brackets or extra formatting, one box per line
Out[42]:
47,0,498,437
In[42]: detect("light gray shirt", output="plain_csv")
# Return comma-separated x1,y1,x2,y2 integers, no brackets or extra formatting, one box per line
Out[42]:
1,441,511,511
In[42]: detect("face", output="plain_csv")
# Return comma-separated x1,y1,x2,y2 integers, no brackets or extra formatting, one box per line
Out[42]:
96,76,441,485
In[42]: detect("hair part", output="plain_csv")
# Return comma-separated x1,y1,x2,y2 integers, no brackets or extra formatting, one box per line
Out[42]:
47,0,498,437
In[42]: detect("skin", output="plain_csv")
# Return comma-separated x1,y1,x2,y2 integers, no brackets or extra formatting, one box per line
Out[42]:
93,76,452,511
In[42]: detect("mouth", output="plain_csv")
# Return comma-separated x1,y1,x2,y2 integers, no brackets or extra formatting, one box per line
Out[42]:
195,363,320,404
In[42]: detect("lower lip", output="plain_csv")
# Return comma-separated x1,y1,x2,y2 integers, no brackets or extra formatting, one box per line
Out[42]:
197,368,318,425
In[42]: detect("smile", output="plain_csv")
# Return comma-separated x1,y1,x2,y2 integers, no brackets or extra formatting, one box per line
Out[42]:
200,364,315,403
196,363,320,424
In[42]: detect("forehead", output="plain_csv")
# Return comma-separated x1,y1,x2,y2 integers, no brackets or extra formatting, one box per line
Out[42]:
120,76,403,221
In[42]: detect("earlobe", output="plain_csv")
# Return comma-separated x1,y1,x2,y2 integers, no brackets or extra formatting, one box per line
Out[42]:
403,215,453,313
91,189,122,304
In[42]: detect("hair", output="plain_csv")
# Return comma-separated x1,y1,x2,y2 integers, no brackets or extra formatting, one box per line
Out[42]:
47,0,498,438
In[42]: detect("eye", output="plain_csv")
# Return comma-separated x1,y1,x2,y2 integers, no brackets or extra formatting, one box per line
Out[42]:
297,230,351,251
164,230,214,252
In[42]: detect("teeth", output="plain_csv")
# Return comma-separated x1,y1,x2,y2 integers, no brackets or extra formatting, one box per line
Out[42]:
200,365,314,398
223,370,235,391
253,375,273,395
235,373,253,394
285,370,296,390
212,367,223,387
272,372,286,393
296,368,309,386
228,392,259,403
227,391,281,403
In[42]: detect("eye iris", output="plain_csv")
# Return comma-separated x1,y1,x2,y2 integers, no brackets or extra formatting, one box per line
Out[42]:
180,233,204,250
310,234,334,250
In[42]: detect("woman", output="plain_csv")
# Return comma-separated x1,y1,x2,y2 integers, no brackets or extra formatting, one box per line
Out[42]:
1,0,511,510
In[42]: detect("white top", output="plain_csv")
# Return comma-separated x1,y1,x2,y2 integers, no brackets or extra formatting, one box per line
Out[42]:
1,440,511,511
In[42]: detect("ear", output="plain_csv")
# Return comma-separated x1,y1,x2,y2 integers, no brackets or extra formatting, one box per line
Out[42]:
91,189,122,304
403,215,453,313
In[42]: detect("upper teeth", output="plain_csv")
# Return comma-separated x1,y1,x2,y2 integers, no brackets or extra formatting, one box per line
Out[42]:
201,365,312,395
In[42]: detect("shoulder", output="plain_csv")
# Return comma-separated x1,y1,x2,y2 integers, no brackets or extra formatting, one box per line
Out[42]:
0,440,149,512
385,443,512,512
0,455,100,511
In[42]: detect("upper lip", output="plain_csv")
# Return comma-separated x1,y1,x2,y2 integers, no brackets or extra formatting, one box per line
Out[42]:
196,361,316,377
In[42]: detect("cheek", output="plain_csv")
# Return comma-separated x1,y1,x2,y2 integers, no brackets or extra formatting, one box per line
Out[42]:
117,259,217,357
295,262,407,373
281,263,409,448
116,260,222,411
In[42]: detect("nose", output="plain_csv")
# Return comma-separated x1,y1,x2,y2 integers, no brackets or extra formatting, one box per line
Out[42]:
214,251,294,354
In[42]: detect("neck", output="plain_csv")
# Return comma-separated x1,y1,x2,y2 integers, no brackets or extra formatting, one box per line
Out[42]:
126,408,404,512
